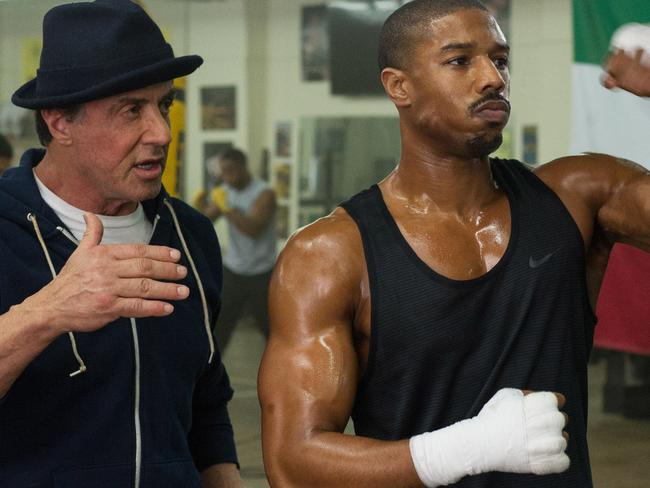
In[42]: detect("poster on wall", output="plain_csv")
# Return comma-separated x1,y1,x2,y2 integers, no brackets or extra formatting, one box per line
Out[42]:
276,206,289,240
274,162,291,200
200,86,236,130
163,77,186,198
275,121,292,157
522,125,538,165
203,141,232,191
301,5,329,81
21,37,41,83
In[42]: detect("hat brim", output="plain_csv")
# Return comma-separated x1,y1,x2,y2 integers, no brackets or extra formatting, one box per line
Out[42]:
12,54,203,109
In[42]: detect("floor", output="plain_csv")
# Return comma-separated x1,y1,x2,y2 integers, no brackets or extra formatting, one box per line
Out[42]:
223,319,650,487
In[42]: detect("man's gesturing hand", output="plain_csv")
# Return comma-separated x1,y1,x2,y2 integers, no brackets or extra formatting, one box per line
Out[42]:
34,213,189,334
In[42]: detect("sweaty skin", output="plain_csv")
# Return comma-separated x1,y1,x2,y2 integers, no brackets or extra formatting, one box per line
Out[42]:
258,8,650,488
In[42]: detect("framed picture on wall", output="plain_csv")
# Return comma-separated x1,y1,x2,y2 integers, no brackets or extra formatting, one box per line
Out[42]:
273,162,291,200
276,205,289,240
203,141,232,191
275,121,292,157
522,125,538,165
200,86,236,130
301,5,329,81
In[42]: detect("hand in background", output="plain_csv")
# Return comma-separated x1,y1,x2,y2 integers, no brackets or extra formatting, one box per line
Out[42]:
603,23,650,97
210,186,231,213
602,48,650,97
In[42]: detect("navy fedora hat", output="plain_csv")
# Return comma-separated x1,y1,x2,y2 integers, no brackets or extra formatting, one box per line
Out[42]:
12,0,203,109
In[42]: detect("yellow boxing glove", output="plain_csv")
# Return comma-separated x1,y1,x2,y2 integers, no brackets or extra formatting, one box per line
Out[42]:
210,186,231,213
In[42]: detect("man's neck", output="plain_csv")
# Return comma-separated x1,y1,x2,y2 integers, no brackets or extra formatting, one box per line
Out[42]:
385,146,499,218
34,151,138,216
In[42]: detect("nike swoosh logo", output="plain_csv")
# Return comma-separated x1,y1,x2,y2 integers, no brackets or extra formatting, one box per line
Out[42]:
529,252,555,269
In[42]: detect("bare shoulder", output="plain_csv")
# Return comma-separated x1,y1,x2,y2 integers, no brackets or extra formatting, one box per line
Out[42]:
270,207,365,336
535,153,648,189
534,152,647,200
278,207,363,274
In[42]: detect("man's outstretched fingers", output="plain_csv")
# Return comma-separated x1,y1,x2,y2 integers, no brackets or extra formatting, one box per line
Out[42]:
118,298,175,317
119,278,190,301
115,258,187,281
108,242,183,263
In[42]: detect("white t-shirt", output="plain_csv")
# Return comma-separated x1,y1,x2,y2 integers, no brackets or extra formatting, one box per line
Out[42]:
33,171,153,244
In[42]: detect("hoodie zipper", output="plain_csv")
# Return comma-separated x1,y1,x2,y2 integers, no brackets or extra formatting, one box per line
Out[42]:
131,318,142,488
58,225,147,488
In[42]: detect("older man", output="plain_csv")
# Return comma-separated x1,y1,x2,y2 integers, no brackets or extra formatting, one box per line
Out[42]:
0,1,240,486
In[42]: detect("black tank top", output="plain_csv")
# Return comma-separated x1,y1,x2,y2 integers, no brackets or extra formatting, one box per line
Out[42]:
341,158,596,487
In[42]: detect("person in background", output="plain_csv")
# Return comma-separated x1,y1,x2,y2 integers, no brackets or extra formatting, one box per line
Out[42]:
0,1,240,486
194,148,277,352
0,133,13,175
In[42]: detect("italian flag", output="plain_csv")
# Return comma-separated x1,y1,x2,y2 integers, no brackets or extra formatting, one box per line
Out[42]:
571,0,650,169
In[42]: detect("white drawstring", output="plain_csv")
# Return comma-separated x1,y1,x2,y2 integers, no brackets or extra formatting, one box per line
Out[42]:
27,213,87,377
162,199,216,364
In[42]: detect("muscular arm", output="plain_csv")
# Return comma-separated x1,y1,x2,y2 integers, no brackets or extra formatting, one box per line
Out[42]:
536,154,650,304
225,189,276,238
258,211,421,488
536,153,650,252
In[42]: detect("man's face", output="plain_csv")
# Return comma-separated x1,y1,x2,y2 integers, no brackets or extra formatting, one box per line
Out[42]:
0,156,10,176
219,158,248,189
65,81,175,215
402,8,510,157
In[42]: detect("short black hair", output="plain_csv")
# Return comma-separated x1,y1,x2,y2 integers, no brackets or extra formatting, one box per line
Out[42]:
219,147,247,167
0,133,12,160
35,105,84,147
378,0,489,71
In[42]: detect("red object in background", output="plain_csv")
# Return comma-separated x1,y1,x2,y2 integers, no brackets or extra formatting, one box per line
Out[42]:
595,243,650,355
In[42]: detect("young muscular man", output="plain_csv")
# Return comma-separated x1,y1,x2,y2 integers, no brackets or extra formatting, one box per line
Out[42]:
259,1,649,487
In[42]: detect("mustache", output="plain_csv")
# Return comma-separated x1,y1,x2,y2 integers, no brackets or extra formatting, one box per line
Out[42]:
468,92,511,113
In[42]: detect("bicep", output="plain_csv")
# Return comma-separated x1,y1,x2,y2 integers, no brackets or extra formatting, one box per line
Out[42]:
598,170,650,251
259,233,360,452
536,154,650,251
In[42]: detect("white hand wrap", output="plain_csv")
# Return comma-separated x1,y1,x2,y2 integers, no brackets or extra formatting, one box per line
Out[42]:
610,23,650,66
409,388,569,487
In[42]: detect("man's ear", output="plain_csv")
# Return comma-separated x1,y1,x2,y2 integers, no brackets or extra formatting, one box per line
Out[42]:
380,67,411,108
40,109,75,146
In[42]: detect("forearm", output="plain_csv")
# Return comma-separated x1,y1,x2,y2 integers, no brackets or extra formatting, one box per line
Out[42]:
266,390,569,488
0,296,60,397
266,431,421,488
203,203,223,222
225,209,267,238
201,463,241,488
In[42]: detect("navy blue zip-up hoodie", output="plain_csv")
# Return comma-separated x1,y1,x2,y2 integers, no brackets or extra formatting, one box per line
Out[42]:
0,149,238,487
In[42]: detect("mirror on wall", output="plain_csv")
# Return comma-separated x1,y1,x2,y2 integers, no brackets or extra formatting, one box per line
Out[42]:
297,116,400,226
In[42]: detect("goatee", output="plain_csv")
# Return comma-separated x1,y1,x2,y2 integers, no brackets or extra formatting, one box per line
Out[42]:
466,132,503,158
